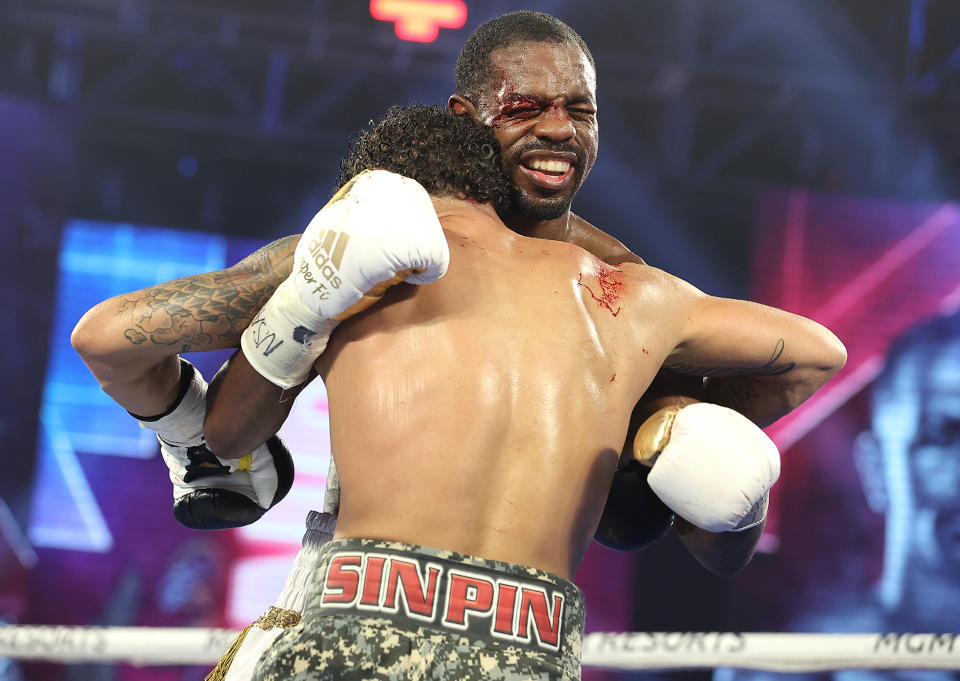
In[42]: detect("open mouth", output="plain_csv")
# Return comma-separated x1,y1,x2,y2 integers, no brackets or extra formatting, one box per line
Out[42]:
517,153,577,190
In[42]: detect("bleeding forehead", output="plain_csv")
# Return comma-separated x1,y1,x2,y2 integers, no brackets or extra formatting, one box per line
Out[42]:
483,41,596,105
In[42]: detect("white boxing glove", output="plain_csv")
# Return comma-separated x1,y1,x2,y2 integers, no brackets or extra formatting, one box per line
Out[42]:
241,169,449,388
632,402,780,533
135,359,294,529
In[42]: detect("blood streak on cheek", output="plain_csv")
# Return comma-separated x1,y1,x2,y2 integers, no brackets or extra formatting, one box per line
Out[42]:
577,259,625,317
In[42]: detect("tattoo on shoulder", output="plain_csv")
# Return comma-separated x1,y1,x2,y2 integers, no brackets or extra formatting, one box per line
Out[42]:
119,236,298,352
665,339,796,377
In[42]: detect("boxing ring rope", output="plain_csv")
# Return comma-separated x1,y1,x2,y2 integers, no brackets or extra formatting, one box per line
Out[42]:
2,627,960,671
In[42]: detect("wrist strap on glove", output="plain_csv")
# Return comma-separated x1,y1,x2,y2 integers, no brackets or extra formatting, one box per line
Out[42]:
240,278,340,389
132,358,206,446
128,358,296,530
730,492,768,532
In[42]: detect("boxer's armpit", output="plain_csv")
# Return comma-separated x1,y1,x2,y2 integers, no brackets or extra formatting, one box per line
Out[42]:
118,236,298,353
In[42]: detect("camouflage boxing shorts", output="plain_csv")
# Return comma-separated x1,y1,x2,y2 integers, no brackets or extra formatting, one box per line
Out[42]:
252,538,585,680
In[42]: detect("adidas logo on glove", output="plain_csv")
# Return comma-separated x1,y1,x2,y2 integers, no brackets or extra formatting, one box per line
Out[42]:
241,169,449,389
305,228,350,293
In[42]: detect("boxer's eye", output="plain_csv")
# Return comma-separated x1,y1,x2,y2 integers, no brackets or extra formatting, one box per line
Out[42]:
504,106,540,116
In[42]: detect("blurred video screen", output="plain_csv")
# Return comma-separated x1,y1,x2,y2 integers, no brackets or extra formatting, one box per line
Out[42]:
25,219,333,636
727,190,960,638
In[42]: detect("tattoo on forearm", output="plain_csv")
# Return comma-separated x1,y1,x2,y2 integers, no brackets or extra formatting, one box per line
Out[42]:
665,339,796,377
120,236,296,352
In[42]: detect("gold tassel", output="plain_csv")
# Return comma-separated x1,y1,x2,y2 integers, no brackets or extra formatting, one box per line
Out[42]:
204,607,302,681
204,622,254,681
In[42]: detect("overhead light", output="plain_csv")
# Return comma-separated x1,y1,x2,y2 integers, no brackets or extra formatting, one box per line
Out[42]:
370,0,467,43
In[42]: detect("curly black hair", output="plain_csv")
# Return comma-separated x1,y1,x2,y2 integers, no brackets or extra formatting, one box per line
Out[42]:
336,105,511,216
455,11,596,104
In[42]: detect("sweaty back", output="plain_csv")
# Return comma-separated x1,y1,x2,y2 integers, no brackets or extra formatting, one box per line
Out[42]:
315,200,670,578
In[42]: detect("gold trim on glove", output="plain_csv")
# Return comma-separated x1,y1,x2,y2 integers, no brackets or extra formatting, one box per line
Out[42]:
632,405,683,466
333,267,419,320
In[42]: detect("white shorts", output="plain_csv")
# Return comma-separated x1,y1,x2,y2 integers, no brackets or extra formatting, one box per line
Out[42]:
220,510,336,681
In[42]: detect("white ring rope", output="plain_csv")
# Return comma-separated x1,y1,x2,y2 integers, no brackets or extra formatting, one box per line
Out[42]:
580,632,960,671
0,626,238,666
1,628,959,671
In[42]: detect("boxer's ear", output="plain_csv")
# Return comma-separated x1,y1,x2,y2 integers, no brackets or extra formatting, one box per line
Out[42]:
448,94,480,121
853,430,887,513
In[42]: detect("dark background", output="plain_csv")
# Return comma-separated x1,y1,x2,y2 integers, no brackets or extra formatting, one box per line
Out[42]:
2,1,960,679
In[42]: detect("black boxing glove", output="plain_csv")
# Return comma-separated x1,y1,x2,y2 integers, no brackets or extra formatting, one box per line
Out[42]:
593,460,675,550
134,359,295,529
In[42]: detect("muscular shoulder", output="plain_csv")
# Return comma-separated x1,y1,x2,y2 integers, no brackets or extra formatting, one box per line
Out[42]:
568,213,645,266
620,261,697,299
617,263,705,340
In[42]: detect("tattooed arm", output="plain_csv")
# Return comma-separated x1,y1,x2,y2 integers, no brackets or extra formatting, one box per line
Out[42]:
597,236,843,427
669,298,845,572
619,272,846,574
663,288,847,429
71,236,299,416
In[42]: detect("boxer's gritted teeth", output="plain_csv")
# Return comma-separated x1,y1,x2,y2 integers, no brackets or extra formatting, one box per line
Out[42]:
518,151,578,176
517,162,575,189
525,158,571,174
